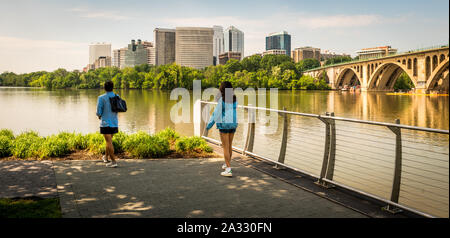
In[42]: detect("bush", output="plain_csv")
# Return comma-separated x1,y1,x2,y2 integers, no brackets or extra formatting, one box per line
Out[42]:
155,127,180,145
112,131,128,153
85,133,105,155
123,131,170,158
70,133,89,150
11,131,43,158
0,136,12,158
0,129,14,140
39,135,71,158
175,136,213,153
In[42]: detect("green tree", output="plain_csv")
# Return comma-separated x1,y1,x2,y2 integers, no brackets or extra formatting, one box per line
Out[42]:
224,59,242,74
394,72,414,91
241,55,261,72
325,56,353,66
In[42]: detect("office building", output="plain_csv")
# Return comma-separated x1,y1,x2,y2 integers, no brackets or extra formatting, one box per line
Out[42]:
113,47,127,68
266,31,291,56
141,41,156,65
175,27,214,69
213,25,224,65
356,46,397,60
224,26,244,60
262,49,286,57
154,28,176,66
291,47,321,62
124,39,148,67
219,52,242,65
89,43,111,65
94,56,112,69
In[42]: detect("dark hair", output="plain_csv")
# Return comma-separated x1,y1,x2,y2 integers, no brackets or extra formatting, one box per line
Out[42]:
219,81,236,103
104,81,114,92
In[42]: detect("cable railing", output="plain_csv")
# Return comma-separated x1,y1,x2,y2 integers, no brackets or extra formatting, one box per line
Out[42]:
196,100,449,218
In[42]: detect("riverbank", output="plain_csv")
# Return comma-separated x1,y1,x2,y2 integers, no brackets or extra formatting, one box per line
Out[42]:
0,128,218,161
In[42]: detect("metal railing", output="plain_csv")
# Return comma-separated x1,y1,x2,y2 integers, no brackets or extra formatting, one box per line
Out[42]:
197,100,449,218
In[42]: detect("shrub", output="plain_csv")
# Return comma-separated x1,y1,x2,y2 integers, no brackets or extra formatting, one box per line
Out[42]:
0,129,14,140
70,133,89,150
123,131,170,158
39,135,71,158
85,133,105,155
11,131,43,158
0,135,12,158
155,127,180,145
175,136,213,153
112,131,128,153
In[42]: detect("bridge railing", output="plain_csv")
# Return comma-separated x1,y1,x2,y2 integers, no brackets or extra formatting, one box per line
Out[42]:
197,100,449,218
306,44,449,72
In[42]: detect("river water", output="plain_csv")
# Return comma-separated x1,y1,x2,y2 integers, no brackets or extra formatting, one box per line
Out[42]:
0,87,448,217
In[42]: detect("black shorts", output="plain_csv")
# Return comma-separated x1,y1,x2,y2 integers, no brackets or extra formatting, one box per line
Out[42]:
219,128,236,134
100,127,118,134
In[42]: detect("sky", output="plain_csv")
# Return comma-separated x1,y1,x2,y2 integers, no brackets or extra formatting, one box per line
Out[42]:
0,0,448,73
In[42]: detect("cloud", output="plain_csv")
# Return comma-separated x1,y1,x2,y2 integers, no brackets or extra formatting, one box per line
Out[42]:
68,7,130,21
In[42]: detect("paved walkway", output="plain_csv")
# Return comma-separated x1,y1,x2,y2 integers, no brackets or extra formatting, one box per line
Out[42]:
0,161,57,198
51,159,367,218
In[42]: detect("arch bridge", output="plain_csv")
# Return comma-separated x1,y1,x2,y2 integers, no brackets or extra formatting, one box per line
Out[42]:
304,46,449,93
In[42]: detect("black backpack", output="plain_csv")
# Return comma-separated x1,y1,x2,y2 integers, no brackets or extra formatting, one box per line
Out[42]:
109,94,127,112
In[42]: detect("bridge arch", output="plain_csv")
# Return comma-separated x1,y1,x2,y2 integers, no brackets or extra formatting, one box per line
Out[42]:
335,67,361,88
317,71,330,83
426,57,449,91
368,62,417,90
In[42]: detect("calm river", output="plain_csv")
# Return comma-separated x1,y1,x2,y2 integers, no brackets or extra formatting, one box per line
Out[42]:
0,87,448,217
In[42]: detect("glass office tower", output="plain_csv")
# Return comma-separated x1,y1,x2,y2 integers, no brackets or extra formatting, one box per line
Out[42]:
265,31,291,56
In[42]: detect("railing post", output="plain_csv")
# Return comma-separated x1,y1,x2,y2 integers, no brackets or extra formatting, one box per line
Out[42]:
275,107,288,169
383,119,403,214
201,102,210,137
244,104,255,154
325,112,336,182
316,112,332,187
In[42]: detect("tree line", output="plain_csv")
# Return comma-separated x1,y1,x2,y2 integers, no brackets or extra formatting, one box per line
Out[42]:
0,54,331,90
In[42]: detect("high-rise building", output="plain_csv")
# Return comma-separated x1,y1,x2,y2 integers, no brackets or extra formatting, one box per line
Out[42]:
113,47,127,68
266,31,291,56
147,45,156,66
224,26,244,60
89,43,111,65
124,39,148,68
291,47,321,62
154,28,176,66
356,46,397,60
213,25,224,65
175,27,214,69
218,52,242,65
94,56,112,69
142,41,156,65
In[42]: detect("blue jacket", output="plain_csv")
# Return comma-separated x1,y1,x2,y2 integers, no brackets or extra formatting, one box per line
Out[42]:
206,98,238,130
96,91,119,128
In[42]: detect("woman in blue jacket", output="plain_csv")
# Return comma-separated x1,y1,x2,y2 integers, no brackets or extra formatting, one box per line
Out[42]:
206,81,238,177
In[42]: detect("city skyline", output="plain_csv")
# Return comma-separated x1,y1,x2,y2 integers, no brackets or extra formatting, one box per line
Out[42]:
0,0,448,73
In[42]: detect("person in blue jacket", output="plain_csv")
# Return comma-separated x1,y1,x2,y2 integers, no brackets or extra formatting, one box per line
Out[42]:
206,81,238,177
96,81,119,168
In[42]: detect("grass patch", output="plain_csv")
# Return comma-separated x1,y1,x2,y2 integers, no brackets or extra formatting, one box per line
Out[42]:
0,128,215,160
0,197,62,218
175,136,213,153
